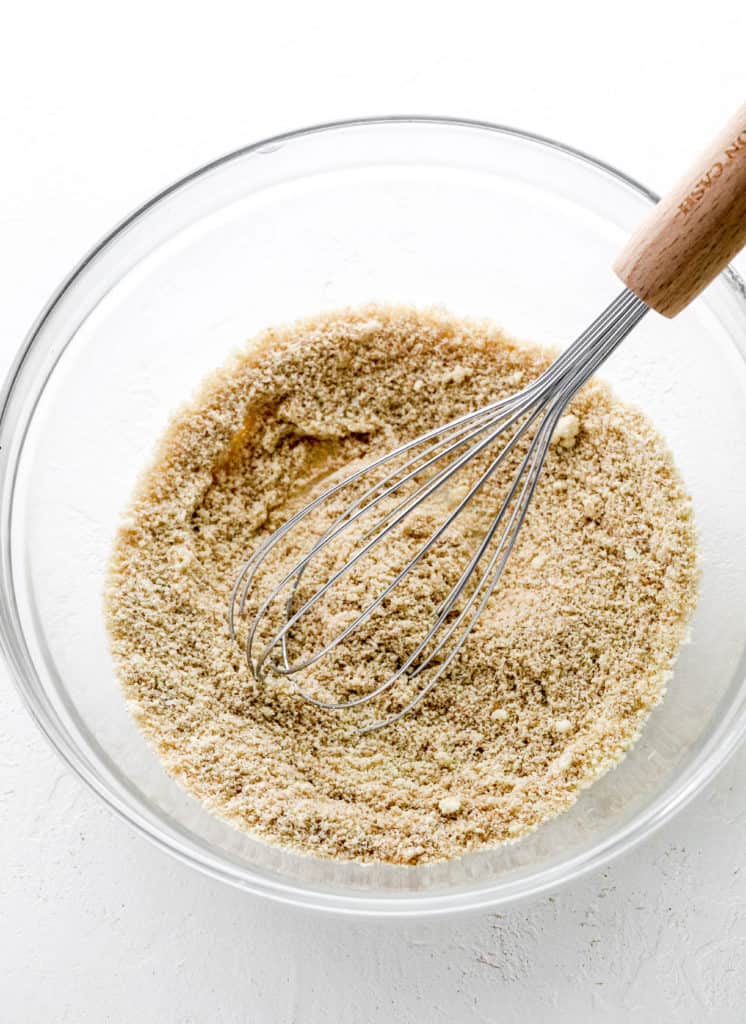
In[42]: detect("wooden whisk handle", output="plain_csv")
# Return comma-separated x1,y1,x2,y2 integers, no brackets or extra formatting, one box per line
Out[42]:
614,103,746,317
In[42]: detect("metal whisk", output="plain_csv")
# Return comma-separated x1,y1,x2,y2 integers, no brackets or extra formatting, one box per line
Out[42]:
230,105,746,732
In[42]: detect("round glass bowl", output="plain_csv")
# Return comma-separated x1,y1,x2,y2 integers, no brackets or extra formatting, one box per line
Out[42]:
2,118,746,917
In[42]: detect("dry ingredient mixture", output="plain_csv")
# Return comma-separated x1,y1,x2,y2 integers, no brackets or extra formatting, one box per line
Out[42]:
106,306,698,864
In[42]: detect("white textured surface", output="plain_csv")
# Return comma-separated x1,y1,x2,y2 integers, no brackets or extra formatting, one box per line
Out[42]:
2,2,746,1020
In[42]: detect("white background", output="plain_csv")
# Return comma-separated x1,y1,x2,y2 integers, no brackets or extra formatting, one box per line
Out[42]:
2,2,746,1020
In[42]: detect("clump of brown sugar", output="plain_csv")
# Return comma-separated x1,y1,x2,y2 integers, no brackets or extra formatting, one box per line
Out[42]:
105,306,698,864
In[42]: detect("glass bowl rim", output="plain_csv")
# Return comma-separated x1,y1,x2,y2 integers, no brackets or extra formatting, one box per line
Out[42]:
2,114,746,918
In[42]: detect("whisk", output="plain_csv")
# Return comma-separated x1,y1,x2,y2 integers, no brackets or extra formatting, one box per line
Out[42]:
231,104,746,732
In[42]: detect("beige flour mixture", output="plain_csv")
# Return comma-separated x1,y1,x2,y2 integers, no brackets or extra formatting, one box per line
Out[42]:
106,306,698,864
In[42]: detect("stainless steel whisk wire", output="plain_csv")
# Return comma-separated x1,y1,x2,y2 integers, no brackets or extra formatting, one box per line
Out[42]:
229,288,648,732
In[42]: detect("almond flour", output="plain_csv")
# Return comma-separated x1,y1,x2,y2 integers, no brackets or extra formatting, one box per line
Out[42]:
105,306,698,864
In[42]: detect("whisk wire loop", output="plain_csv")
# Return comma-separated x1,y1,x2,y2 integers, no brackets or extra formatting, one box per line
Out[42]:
231,288,648,731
